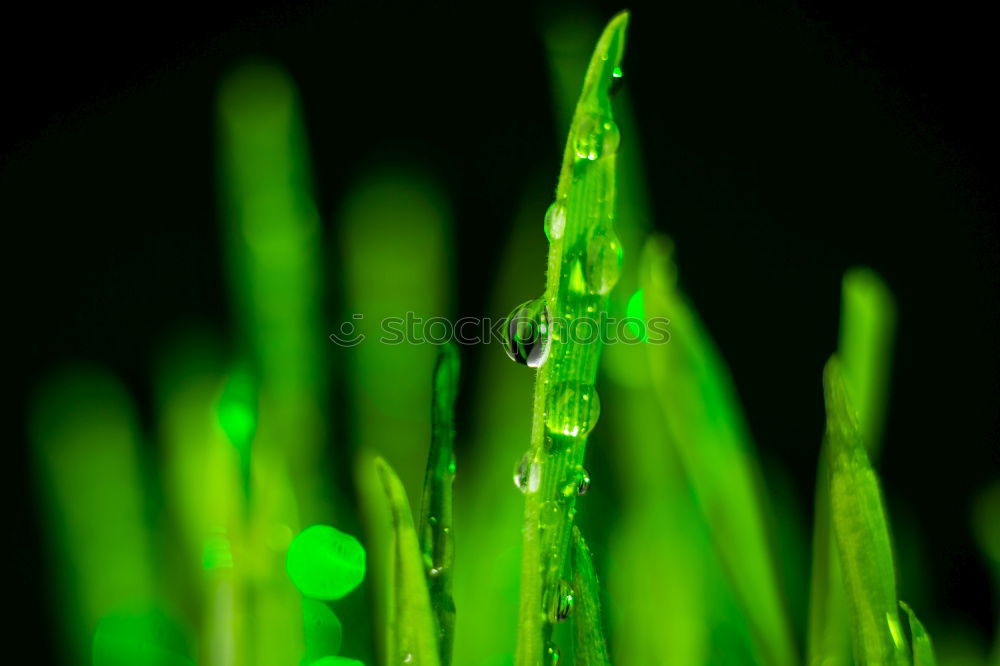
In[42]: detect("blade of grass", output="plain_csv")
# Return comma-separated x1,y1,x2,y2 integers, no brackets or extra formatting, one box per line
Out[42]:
571,527,610,666
514,12,629,665
30,367,158,664
638,235,798,666
419,343,460,666
809,268,896,666
375,457,442,666
900,601,938,666
823,357,909,665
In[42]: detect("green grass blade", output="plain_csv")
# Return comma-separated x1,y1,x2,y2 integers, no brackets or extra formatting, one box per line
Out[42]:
571,527,610,666
900,601,938,666
30,367,158,664
838,268,896,457
809,269,896,666
419,343,460,666
375,457,441,666
638,235,797,666
514,12,629,665
824,357,909,665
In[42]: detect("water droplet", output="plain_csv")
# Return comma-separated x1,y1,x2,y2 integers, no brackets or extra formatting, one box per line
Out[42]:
546,382,601,438
503,299,551,368
610,66,625,96
544,201,567,241
585,229,623,295
545,641,561,664
547,580,575,623
402,652,414,663
447,455,457,476
574,114,621,161
560,466,591,497
286,525,366,600
539,500,562,528
513,451,531,493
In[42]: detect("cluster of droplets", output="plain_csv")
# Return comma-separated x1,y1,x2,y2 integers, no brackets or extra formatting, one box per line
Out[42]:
574,113,621,162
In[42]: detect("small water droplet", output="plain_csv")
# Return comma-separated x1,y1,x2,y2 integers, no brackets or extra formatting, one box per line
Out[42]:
544,201,567,241
513,451,531,493
402,652,414,663
547,579,575,623
546,382,601,438
610,66,625,96
545,641,561,665
503,299,551,368
585,229,623,295
539,500,562,528
447,455,457,476
574,114,621,161
576,468,591,496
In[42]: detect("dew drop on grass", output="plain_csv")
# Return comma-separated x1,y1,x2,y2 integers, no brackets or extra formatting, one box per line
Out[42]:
585,228,623,295
610,65,625,96
513,450,539,493
574,113,621,161
559,466,592,497
504,299,551,368
545,641,561,665
539,500,562,528
285,524,366,600
546,382,601,438
547,579,576,623
544,201,567,242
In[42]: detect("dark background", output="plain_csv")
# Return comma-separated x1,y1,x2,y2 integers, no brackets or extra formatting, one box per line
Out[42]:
3,0,997,661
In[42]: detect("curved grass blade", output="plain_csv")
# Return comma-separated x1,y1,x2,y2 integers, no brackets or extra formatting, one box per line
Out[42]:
900,601,938,666
823,357,909,665
571,527,610,666
419,343,460,666
514,12,629,665
375,457,441,666
638,235,798,666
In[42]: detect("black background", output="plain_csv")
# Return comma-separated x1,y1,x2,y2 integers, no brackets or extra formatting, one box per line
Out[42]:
2,0,997,661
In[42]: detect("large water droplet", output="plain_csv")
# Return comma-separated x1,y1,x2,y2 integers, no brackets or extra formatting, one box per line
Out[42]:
543,201,567,241
547,579,575,623
503,299,551,368
585,229,623,295
574,114,621,161
546,382,601,438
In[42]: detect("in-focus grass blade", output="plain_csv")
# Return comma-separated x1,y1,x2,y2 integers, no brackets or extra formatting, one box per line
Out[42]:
824,357,909,665
375,457,441,666
638,235,798,666
419,343,460,666
514,12,629,665
571,527,610,666
900,601,938,666
809,268,896,666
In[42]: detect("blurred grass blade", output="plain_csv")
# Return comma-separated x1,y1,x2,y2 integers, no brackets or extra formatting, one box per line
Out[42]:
824,357,909,665
571,527,610,666
515,12,629,665
838,268,896,457
638,235,797,666
375,457,441,666
30,367,157,664
900,601,938,666
419,343,460,666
